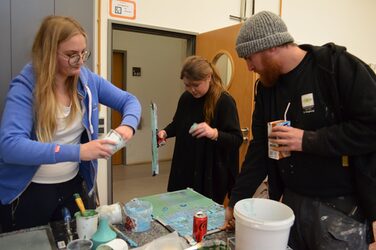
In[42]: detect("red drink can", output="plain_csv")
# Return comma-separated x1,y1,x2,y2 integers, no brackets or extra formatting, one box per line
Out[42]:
193,211,207,242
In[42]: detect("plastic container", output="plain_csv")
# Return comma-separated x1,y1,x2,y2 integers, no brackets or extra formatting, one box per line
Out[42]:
123,199,153,232
66,239,93,250
234,198,295,250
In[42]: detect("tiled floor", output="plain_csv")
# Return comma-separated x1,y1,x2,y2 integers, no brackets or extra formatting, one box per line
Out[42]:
112,160,171,204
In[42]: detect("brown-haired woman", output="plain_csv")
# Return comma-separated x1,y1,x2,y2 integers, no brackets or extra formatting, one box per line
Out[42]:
157,55,242,204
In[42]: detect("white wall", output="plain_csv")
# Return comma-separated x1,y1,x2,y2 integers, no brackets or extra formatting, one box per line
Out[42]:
282,0,376,64
96,0,376,205
107,0,243,33
112,30,186,164
96,0,246,205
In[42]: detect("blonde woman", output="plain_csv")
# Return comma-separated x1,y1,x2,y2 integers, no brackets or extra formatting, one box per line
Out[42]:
157,56,242,204
0,16,141,232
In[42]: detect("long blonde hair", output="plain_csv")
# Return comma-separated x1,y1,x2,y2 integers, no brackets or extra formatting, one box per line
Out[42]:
180,56,225,123
32,16,86,142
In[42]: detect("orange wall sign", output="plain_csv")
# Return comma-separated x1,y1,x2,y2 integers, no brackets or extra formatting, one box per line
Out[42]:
110,0,136,20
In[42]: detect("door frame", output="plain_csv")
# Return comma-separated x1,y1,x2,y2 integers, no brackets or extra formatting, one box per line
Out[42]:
111,50,127,165
106,20,196,204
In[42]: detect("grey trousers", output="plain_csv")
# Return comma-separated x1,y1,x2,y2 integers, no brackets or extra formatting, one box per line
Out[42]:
282,189,369,250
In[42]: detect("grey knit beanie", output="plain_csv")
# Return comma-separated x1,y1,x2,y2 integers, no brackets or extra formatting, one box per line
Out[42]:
236,11,294,58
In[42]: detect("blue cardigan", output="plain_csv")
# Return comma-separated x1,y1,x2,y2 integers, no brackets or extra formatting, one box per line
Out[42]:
0,64,141,204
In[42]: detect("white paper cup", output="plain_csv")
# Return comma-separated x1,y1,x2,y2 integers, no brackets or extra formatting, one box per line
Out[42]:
75,210,99,240
104,129,126,154
97,238,129,250
96,203,123,225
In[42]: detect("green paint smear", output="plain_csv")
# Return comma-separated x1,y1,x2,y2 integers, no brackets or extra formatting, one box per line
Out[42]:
82,209,97,217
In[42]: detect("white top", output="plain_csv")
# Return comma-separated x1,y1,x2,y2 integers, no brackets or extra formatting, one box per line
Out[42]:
32,104,85,184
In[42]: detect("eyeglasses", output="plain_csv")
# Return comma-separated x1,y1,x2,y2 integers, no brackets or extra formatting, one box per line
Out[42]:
58,50,91,66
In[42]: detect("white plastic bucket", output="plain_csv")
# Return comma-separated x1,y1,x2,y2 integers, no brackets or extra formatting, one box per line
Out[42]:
234,198,295,250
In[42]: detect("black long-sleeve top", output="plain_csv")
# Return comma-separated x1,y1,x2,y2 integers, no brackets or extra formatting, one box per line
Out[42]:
164,91,242,204
229,43,376,223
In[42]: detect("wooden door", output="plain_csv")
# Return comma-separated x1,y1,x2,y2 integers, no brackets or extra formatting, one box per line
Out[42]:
196,23,257,167
111,52,125,165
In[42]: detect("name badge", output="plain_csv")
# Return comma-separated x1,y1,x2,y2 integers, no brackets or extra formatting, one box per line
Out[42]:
301,93,315,113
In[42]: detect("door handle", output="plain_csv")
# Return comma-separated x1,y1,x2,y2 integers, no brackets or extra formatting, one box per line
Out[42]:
241,127,249,143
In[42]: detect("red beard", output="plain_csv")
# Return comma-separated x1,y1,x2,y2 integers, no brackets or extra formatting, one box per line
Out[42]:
258,55,281,88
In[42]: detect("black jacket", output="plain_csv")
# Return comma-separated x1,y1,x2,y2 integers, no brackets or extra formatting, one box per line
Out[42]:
165,91,242,204
229,43,376,221
304,43,376,222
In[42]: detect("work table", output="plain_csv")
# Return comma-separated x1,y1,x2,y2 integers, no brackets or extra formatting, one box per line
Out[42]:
50,217,233,249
